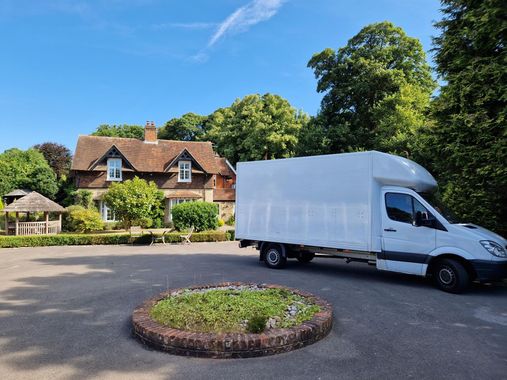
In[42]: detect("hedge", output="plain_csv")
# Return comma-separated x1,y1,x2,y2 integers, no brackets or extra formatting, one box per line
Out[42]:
0,230,235,249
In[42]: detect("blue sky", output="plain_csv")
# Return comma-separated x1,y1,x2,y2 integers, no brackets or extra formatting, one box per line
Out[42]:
0,0,441,153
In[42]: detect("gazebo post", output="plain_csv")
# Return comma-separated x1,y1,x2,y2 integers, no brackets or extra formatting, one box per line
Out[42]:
15,212,19,236
58,213,62,233
45,212,49,234
4,212,7,235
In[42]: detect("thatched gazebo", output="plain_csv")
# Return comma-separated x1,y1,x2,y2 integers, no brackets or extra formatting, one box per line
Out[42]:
3,192,65,236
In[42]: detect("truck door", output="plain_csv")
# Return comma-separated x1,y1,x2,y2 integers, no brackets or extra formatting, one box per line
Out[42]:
380,191,436,275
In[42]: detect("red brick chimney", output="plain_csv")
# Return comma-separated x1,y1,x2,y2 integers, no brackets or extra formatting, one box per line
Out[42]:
144,121,157,143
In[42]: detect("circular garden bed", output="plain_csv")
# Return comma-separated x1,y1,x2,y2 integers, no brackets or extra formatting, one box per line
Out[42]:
132,282,333,358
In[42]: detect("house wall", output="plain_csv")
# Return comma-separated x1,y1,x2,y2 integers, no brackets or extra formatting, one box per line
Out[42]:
74,171,214,189
215,174,236,189
216,201,235,220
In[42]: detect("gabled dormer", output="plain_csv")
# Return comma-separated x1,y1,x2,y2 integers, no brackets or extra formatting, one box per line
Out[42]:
164,148,206,183
88,144,135,182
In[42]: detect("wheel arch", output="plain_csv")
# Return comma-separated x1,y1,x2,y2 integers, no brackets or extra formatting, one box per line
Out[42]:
426,253,477,280
259,242,287,261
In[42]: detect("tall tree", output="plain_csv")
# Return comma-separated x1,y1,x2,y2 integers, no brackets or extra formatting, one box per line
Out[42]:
307,21,435,155
33,142,72,179
430,0,506,233
158,113,208,141
92,124,144,139
0,148,58,198
206,94,308,165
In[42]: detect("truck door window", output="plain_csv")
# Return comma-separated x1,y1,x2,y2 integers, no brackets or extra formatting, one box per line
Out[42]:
385,193,413,223
413,198,431,221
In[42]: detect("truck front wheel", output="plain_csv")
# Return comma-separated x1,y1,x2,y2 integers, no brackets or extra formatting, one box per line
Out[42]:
264,244,287,269
433,258,470,293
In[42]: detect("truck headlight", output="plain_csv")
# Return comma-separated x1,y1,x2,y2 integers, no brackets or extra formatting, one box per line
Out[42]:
480,240,507,258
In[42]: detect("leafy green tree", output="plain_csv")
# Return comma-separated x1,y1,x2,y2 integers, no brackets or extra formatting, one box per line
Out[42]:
158,113,208,141
92,124,144,139
0,148,58,199
307,21,435,155
103,177,164,229
33,142,72,179
206,94,309,165
429,0,506,233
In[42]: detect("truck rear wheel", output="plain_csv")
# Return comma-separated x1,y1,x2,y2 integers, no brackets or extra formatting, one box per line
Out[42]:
433,258,470,293
264,244,287,269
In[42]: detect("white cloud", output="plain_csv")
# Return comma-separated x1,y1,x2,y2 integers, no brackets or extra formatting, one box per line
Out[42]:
208,0,285,47
152,22,217,30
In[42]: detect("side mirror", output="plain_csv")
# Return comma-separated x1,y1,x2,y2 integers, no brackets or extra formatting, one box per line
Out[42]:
414,211,434,228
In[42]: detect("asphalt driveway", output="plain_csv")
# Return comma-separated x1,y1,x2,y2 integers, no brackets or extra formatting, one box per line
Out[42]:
0,242,506,380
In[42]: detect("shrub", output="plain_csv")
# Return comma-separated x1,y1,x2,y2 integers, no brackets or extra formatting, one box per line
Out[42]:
70,190,94,209
246,314,268,334
171,201,218,232
65,205,104,233
0,230,229,248
225,214,235,226
218,218,225,227
225,229,235,241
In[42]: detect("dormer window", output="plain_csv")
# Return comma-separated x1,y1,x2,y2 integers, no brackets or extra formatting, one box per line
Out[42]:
178,160,191,182
107,158,122,181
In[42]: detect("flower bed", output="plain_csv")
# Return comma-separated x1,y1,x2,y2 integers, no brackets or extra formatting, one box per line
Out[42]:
132,282,333,358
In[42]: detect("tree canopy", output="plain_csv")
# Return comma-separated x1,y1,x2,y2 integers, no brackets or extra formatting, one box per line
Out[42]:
206,93,308,165
307,21,435,155
0,148,59,199
158,113,208,141
33,142,72,179
92,124,144,139
103,177,164,229
428,0,506,233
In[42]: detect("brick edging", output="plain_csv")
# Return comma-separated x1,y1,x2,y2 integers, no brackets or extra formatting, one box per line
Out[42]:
132,282,333,359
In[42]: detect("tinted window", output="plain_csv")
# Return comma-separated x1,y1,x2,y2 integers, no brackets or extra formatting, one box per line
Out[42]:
413,198,431,221
385,193,413,223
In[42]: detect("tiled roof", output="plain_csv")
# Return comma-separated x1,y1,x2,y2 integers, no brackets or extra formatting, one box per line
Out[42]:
215,157,236,177
166,191,202,199
213,188,235,201
71,135,220,174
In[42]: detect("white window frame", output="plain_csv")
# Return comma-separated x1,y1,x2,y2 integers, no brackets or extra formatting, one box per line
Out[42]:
178,160,191,183
107,158,122,181
100,201,117,222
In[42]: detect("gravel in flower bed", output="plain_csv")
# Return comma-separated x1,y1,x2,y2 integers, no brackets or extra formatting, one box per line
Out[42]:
149,284,320,334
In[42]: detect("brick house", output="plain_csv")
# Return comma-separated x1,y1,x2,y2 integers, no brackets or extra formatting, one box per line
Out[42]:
70,122,236,223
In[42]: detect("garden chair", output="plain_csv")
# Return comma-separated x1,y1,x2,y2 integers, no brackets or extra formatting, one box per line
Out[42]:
129,226,143,244
179,226,194,244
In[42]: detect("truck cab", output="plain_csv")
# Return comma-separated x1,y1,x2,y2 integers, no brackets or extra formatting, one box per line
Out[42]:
377,186,507,292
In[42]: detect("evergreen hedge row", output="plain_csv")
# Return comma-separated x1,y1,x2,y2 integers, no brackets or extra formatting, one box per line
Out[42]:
0,230,235,248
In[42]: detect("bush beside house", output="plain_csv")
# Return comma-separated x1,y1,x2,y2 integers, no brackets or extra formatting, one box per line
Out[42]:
64,205,104,233
172,201,219,232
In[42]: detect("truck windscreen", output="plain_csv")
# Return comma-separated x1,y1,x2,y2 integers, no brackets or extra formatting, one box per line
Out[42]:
418,192,459,224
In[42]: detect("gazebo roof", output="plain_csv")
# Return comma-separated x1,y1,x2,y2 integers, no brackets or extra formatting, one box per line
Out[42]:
4,189,32,197
2,192,65,213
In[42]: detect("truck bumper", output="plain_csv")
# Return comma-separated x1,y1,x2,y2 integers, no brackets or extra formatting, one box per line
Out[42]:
470,260,507,282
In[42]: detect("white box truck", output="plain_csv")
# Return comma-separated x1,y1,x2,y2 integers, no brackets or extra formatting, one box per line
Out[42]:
236,151,507,293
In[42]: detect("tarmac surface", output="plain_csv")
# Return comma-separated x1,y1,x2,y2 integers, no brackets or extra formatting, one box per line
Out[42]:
0,242,506,379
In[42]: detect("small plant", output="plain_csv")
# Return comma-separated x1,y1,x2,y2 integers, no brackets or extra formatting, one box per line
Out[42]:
217,218,225,227
225,214,235,226
246,314,268,333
